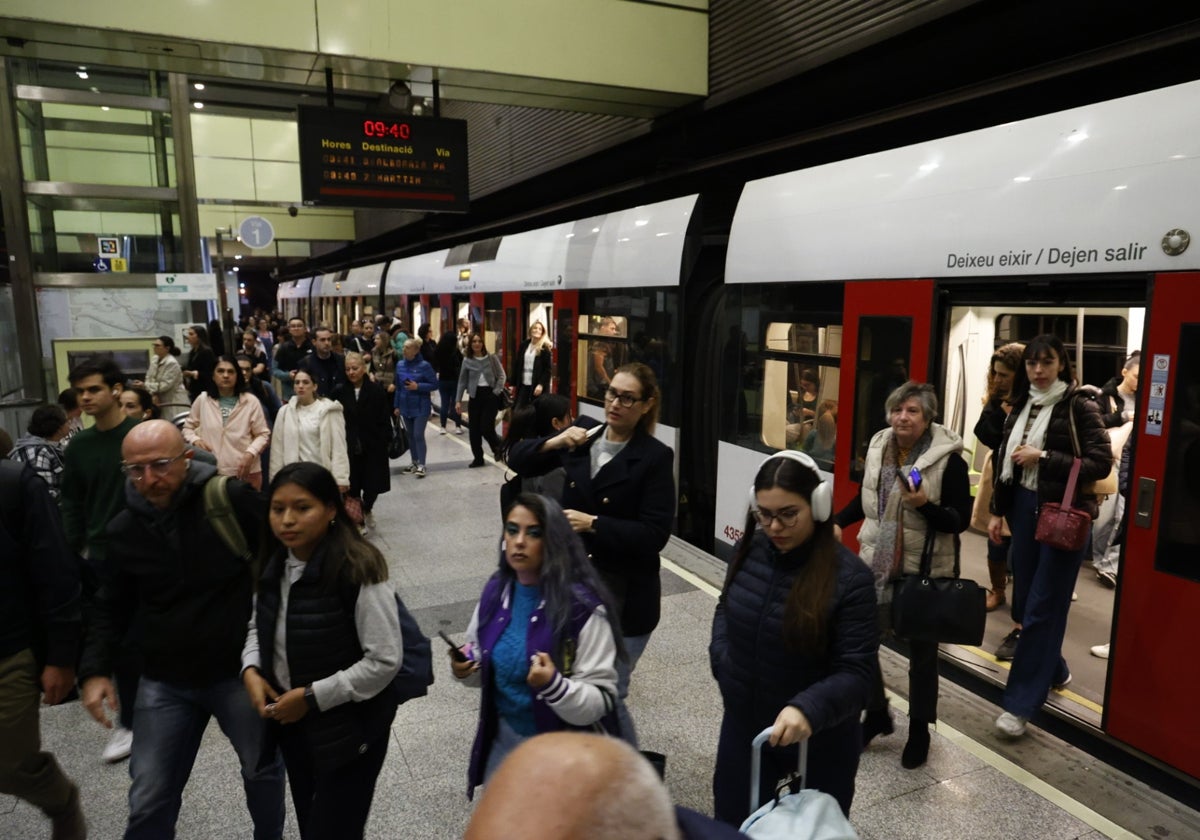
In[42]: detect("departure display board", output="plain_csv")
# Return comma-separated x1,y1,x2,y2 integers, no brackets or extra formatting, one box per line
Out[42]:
297,106,468,212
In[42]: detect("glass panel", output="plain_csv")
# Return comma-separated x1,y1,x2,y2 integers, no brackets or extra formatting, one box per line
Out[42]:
1156,324,1200,582
555,307,574,395
850,317,912,481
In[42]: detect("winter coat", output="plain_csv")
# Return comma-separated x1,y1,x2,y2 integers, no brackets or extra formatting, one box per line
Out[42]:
182,392,270,478
335,379,392,496
512,340,552,391
990,385,1112,519
393,355,437,417
433,332,463,382
144,353,190,417
710,532,876,735
508,421,675,636
270,397,350,486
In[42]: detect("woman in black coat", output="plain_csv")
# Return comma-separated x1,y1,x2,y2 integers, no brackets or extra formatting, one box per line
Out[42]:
335,352,393,530
711,451,877,824
181,324,217,401
512,321,552,409
507,362,675,749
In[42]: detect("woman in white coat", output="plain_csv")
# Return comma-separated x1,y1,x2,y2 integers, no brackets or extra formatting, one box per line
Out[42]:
270,368,351,491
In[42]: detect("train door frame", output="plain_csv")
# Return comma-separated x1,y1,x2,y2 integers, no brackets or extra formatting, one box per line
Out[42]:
1106,271,1200,780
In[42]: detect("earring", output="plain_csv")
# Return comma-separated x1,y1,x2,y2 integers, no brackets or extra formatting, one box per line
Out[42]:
329,519,336,527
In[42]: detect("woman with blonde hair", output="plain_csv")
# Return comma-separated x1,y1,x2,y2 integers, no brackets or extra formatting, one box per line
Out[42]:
513,321,552,409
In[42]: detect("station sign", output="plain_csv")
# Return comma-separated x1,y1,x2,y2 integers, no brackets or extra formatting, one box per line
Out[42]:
156,272,219,301
95,236,128,272
239,215,275,249
296,106,468,212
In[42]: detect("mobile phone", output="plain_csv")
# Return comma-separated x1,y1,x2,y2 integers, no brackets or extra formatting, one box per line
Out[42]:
439,630,470,663
902,467,922,492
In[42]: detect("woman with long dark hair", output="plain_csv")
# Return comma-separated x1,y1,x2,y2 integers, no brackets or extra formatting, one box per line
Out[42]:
451,492,623,799
456,332,506,467
497,394,572,505
182,355,271,490
141,335,190,419
711,451,876,824
242,462,400,839
270,369,350,492
989,335,1111,738
506,362,675,748
182,325,217,401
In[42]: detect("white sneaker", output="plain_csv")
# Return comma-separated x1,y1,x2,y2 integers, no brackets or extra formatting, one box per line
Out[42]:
1090,643,1110,659
364,512,376,530
401,464,417,474
415,465,426,478
438,427,447,435
995,712,1027,738
103,726,134,763
455,427,464,435
1071,590,1078,601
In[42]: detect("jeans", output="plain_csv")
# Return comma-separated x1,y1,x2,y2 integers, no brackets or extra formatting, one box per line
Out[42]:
125,676,285,840
615,633,651,748
0,649,77,818
1093,494,1125,577
402,413,429,467
483,717,526,784
437,381,463,429
1003,487,1080,719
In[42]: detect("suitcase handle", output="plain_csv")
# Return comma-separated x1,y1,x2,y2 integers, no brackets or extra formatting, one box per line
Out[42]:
749,726,809,814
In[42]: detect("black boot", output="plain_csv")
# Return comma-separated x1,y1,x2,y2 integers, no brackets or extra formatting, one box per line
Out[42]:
862,704,894,747
901,721,931,769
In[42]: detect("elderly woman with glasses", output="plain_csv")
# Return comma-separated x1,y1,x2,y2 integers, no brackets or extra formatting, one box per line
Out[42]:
832,380,971,770
710,451,877,824
506,362,675,749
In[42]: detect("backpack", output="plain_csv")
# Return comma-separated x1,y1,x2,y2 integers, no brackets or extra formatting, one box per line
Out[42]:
340,583,433,704
203,475,254,563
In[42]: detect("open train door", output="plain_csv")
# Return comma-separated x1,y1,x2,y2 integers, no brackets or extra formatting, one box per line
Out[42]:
1106,271,1200,780
836,279,936,549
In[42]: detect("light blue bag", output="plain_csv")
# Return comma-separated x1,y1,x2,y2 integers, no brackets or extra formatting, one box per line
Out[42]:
739,727,860,840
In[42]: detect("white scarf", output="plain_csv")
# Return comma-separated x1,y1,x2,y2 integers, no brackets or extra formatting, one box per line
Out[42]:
999,379,1068,491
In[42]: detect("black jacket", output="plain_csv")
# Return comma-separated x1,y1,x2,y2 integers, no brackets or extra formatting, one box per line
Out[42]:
256,547,397,769
433,332,463,382
709,533,876,735
1099,376,1133,428
300,351,348,398
183,346,217,400
990,385,1112,519
512,340,552,391
0,461,81,667
973,395,1009,451
274,338,314,375
335,378,393,496
509,421,675,636
79,463,263,686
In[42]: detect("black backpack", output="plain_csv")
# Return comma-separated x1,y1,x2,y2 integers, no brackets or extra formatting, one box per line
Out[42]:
340,583,434,704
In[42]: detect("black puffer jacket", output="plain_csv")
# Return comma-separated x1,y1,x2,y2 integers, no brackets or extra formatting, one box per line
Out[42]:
709,532,877,733
990,385,1112,519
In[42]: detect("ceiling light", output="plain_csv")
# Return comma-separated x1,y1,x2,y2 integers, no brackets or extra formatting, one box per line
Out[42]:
76,71,88,80
235,254,243,260
591,227,600,234
193,102,204,109
634,219,649,226
100,106,110,112
193,82,205,91
918,162,939,172
1113,185,1127,191
1013,176,1031,183
1065,131,1088,144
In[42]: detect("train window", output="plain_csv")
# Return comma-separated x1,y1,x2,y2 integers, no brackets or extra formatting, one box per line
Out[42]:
757,323,841,474
1156,324,1200,582
483,294,503,355
575,290,678,425
849,317,913,481
996,313,1128,386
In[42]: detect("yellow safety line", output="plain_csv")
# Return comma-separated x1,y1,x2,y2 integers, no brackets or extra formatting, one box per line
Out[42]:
662,557,1131,840
960,645,1104,715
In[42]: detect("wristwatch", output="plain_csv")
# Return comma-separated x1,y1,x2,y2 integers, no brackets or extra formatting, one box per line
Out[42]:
1039,450,1049,461
303,685,318,712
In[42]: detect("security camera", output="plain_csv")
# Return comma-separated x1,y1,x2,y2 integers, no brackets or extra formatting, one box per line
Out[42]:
288,206,298,217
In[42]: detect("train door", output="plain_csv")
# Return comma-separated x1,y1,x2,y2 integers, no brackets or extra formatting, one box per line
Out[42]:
1107,272,1200,779
836,279,936,544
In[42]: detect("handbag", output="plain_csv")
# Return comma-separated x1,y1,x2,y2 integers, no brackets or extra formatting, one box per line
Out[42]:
1069,394,1118,498
490,353,513,409
1034,455,1092,551
342,493,365,527
388,416,409,459
891,527,986,645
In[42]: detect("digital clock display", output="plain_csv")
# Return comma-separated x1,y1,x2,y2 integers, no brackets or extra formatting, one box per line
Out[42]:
297,106,468,212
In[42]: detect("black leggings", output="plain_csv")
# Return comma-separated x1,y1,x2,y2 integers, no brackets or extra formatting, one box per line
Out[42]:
868,637,939,724
468,386,501,461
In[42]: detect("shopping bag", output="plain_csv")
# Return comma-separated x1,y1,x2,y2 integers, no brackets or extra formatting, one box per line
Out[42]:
740,727,859,840
388,416,409,459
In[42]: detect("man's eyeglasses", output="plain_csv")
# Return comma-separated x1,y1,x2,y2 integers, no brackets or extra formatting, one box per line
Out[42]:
752,507,801,528
604,389,644,408
120,452,186,481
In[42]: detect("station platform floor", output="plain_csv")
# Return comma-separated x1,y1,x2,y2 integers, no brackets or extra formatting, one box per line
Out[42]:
4,427,1199,839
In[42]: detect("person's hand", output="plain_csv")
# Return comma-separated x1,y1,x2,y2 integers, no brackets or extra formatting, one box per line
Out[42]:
265,687,309,724
405,379,418,391
988,515,1006,545
550,426,589,452
393,408,400,417
289,370,298,380
41,665,75,706
527,652,556,689
193,438,212,452
243,667,279,716
769,705,812,747
533,384,543,397
1011,444,1043,468
237,451,256,480
451,651,479,680
563,509,597,533
81,676,119,728
130,379,144,387
337,484,349,494
455,401,464,415
898,482,928,508
387,384,396,393
833,523,843,543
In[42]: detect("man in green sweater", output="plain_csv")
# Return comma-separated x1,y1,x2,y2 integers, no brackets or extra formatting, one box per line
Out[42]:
60,358,139,763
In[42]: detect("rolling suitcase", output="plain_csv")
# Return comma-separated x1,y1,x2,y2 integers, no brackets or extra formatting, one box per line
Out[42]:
739,727,859,840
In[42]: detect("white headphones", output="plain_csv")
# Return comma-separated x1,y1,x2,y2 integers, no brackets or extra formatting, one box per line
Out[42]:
747,450,833,523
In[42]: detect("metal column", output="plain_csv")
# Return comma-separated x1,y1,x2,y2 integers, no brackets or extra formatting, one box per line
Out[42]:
168,72,203,273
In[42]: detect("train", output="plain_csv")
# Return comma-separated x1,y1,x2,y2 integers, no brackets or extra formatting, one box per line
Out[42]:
281,78,1200,787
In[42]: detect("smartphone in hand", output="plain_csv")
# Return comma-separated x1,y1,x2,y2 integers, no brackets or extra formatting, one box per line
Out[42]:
901,467,922,492
439,630,470,663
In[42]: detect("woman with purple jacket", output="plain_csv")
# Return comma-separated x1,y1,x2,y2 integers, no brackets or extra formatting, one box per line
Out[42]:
450,493,623,799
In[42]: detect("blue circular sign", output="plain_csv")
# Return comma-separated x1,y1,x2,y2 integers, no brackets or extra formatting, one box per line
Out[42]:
238,215,275,249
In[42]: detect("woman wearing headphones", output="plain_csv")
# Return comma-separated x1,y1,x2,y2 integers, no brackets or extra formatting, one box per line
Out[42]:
710,451,878,824
834,381,972,770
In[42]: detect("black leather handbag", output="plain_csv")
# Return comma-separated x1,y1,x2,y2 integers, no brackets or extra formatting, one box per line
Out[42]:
891,529,986,645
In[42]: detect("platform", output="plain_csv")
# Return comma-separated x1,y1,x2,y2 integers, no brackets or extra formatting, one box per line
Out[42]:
3,427,1197,839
